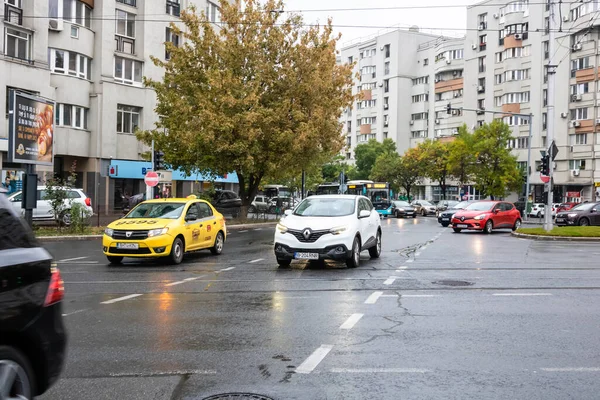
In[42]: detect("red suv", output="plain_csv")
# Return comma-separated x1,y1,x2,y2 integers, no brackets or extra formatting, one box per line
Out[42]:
451,201,522,234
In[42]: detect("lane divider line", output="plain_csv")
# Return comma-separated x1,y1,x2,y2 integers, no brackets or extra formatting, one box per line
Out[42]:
340,313,364,330
492,293,552,296
249,258,264,264
401,294,439,298
62,309,88,317
101,294,142,304
296,345,334,374
57,256,89,262
364,291,383,304
217,267,236,272
406,260,414,263
238,230,249,233
541,368,600,372
383,277,396,285
330,368,429,373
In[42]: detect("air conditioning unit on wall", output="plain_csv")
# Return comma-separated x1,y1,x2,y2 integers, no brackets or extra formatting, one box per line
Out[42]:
49,19,64,31
572,169,580,176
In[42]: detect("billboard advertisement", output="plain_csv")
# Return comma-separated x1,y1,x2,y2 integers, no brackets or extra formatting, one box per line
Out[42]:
9,91,55,166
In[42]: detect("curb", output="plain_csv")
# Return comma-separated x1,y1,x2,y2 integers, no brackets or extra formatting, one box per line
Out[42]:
37,222,277,241
511,232,600,242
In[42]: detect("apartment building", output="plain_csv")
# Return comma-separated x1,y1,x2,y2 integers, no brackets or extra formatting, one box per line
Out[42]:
0,0,237,212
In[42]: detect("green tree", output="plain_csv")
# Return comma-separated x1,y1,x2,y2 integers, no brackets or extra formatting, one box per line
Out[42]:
370,152,400,192
471,120,523,198
354,138,397,179
44,161,78,230
447,125,477,188
138,0,355,217
370,148,424,200
417,139,452,199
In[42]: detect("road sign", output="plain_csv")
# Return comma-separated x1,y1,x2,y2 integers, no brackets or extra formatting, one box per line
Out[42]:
144,171,159,187
549,140,559,161
540,174,550,183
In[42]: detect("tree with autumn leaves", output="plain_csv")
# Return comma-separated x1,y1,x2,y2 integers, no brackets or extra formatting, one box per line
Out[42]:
138,0,355,215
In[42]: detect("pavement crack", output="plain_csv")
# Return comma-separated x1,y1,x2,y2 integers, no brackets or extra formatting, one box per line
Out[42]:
258,364,271,379
341,334,391,347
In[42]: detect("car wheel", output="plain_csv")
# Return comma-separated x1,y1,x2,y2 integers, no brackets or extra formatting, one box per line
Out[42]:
395,211,400,218
210,231,224,255
248,205,256,214
60,210,72,226
537,211,542,218
453,228,462,233
441,223,449,228
170,237,184,264
484,220,493,234
512,218,522,231
421,209,426,217
268,205,277,214
346,237,361,268
579,218,590,227
107,256,123,264
0,346,35,400
277,258,291,268
368,230,381,259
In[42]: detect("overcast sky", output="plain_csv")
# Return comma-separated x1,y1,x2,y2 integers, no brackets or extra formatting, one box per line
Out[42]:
281,0,482,45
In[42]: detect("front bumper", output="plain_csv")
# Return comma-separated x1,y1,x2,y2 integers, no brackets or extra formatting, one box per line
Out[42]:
438,215,453,224
555,216,576,226
274,242,351,260
396,210,415,217
376,209,394,217
451,219,486,230
102,234,175,257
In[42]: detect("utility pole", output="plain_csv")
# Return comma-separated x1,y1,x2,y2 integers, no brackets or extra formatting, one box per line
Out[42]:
545,0,557,232
525,113,533,221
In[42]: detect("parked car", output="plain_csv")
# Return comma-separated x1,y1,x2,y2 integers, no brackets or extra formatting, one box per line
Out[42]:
540,203,563,218
556,202,578,213
411,200,436,216
555,202,600,226
392,200,416,218
274,195,382,268
0,192,67,399
7,186,93,226
211,189,242,217
438,201,472,227
529,203,546,218
451,201,522,233
249,195,269,213
436,200,459,214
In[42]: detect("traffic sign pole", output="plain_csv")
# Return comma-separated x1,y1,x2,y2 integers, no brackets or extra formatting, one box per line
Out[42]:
146,140,155,200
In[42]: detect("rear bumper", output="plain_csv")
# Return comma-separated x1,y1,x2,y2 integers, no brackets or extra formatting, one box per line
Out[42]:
274,242,351,261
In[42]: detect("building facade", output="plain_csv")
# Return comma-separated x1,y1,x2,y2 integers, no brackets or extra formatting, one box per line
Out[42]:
0,0,236,213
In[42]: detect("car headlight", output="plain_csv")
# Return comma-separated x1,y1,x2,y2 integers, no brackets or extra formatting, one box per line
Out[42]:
473,214,487,220
568,213,578,218
104,228,114,237
330,226,348,235
148,227,169,237
276,223,288,233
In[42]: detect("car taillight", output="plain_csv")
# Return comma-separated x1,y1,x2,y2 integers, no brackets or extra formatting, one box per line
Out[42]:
44,267,64,307
85,197,91,207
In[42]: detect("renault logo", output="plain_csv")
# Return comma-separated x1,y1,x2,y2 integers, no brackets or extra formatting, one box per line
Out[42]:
126,231,133,238
460,216,465,222
303,229,312,240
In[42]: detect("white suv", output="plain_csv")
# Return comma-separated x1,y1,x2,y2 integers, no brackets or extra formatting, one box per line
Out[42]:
7,186,93,225
273,195,382,268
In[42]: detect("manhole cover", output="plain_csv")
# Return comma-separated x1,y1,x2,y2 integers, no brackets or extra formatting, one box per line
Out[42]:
203,394,275,400
432,280,474,287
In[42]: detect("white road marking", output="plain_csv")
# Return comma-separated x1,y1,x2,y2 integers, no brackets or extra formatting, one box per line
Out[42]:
398,266,408,269
383,277,396,285
109,369,218,377
56,261,99,264
57,256,89,262
492,293,552,297
296,345,334,374
330,368,429,373
278,296,322,299
402,294,439,298
67,280,168,284
406,260,414,263
62,309,87,317
165,276,203,287
421,247,427,251
101,294,143,304
541,368,600,372
340,313,364,330
249,258,264,263
217,267,236,272
238,230,249,233
364,291,384,304
415,252,421,256
254,228,262,231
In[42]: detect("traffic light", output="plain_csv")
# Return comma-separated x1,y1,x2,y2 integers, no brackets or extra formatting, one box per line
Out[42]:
446,103,452,114
154,150,165,170
540,154,549,175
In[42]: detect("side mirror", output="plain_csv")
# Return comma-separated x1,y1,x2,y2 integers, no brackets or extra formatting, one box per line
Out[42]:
185,215,197,222
284,209,292,216
591,208,597,213
493,209,500,214
359,210,371,218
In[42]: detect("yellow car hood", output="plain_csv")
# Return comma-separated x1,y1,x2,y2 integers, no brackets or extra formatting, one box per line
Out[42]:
108,218,172,230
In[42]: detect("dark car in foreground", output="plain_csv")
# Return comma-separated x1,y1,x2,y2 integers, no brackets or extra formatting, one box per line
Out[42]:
555,202,600,226
438,201,472,227
392,200,416,218
0,193,66,399
451,201,522,233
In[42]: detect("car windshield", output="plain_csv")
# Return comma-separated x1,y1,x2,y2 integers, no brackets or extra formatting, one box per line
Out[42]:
393,201,411,207
446,201,459,207
451,201,471,209
465,202,495,211
420,201,433,206
570,203,595,211
294,198,355,217
125,202,185,219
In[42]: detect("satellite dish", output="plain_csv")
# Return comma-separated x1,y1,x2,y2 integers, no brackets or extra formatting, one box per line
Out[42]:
409,25,420,32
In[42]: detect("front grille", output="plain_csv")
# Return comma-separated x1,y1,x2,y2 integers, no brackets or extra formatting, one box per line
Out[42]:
287,229,330,243
112,230,149,240
108,247,152,255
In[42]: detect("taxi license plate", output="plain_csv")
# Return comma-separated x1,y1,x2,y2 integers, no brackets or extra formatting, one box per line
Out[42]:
555,218,564,223
456,224,468,228
442,218,450,221
117,243,139,250
294,252,319,260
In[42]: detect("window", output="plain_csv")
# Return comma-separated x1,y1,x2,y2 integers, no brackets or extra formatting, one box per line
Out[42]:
478,13,487,29
359,82,376,91
71,25,79,38
496,92,530,105
384,79,389,93
478,56,486,73
411,94,428,103
165,27,180,60
384,62,390,75
347,56,353,64
166,0,180,16
543,41,549,59
411,131,426,138
384,115,389,127
495,52,503,63
571,83,589,95
56,103,88,129
449,49,463,60
542,113,547,130
571,57,590,75
411,112,428,121
544,16,549,34
569,159,586,170
49,49,91,79
60,0,92,28
412,76,428,85
357,100,376,109
478,98,485,110
347,121,351,133
543,89,547,106
114,56,143,85
4,27,30,61
117,0,136,6
384,44,390,58
506,136,529,147
383,97,389,109
206,1,220,23
359,117,376,125
571,134,588,145
479,34,487,50
116,9,135,38
117,105,141,134
423,58,428,66
478,77,485,92
570,108,588,120
198,202,213,218
5,0,23,25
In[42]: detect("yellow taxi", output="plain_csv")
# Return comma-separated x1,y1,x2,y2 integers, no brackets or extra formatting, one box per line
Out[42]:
102,196,226,264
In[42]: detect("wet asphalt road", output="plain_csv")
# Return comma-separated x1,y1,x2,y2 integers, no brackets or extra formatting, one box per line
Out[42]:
38,217,600,400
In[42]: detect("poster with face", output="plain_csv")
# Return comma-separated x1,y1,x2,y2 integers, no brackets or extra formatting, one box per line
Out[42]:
1,170,23,195
10,92,55,165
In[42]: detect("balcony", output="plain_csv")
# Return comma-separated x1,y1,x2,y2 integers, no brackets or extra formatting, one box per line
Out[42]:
4,3,23,25
434,77,464,94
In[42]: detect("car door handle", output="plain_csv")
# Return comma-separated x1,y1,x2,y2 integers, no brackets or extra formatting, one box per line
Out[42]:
213,221,217,225
199,224,203,227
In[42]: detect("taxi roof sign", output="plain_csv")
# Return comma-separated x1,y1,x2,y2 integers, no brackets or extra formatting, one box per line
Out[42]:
186,194,198,199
